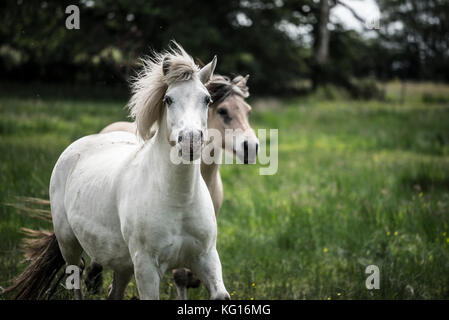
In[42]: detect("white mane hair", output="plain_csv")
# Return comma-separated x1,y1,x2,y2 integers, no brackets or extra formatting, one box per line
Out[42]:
127,41,200,140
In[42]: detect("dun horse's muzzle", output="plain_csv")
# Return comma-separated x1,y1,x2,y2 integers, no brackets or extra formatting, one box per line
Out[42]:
243,139,259,164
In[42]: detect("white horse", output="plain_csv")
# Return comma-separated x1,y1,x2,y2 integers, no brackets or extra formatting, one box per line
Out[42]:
89,75,259,299
6,43,230,300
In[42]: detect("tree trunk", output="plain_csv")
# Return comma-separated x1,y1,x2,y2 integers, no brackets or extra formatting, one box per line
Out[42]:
312,0,331,89
316,0,330,66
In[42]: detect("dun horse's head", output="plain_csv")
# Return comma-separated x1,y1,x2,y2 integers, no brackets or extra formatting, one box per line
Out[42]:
207,75,259,164
128,42,217,162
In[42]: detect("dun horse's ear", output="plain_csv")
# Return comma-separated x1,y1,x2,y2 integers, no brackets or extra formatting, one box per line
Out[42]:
162,56,171,76
233,74,250,98
233,74,249,87
198,55,217,84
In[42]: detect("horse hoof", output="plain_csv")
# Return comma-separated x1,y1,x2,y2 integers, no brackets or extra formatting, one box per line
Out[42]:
213,292,231,300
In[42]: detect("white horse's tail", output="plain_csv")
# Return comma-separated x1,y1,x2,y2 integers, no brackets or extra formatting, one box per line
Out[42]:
5,197,52,222
3,197,65,300
3,228,65,299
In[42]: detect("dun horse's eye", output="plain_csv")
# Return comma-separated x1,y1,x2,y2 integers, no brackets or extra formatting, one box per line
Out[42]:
164,96,173,106
217,108,228,116
217,108,232,124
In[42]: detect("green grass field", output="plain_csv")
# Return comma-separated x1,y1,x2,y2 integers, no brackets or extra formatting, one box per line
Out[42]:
1,82,449,299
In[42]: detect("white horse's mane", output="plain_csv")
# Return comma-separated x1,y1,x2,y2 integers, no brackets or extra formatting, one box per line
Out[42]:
128,41,200,140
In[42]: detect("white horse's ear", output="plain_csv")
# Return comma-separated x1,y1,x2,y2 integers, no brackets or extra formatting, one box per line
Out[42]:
198,55,217,84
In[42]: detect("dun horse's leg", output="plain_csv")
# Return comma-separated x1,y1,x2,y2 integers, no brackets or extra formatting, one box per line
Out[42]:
85,262,103,293
74,288,83,300
133,253,163,300
190,249,230,300
173,268,201,300
107,271,133,300
173,271,187,300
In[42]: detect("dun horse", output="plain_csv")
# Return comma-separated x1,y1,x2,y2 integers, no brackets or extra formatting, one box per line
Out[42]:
5,43,230,300
93,74,259,299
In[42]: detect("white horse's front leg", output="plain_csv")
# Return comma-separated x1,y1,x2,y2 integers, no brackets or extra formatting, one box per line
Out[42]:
132,252,162,300
191,249,230,300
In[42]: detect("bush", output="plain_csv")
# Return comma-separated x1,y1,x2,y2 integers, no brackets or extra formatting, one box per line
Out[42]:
422,93,449,104
347,78,385,100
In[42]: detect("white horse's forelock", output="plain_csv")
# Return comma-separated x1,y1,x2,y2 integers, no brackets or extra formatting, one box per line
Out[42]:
127,41,200,140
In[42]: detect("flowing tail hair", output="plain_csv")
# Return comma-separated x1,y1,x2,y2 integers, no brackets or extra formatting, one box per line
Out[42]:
3,197,66,300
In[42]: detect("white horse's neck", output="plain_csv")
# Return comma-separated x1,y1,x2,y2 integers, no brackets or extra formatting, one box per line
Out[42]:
148,114,201,203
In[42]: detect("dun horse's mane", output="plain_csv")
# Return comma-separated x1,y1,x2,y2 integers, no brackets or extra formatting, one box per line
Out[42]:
128,41,199,140
206,75,250,108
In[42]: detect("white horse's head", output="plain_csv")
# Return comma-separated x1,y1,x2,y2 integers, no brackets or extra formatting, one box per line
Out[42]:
127,42,216,161
163,56,216,161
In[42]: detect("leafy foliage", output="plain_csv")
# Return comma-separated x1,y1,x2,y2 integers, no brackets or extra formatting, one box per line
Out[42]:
1,1,447,95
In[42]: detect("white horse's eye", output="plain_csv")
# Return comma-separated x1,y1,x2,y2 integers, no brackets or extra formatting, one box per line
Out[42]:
164,96,173,106
204,96,212,105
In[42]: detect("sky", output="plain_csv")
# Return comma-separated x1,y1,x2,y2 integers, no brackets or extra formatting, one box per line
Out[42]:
276,0,382,45
331,0,381,32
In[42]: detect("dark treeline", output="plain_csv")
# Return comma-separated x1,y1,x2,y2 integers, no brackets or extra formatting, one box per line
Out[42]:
0,0,448,95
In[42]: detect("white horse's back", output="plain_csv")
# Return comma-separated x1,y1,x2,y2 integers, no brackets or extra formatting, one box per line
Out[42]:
100,121,137,135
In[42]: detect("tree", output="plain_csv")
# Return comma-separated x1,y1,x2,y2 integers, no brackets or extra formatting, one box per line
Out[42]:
315,0,330,67
377,0,449,81
0,0,308,94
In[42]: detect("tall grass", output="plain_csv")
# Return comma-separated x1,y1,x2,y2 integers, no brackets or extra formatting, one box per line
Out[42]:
1,83,449,299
